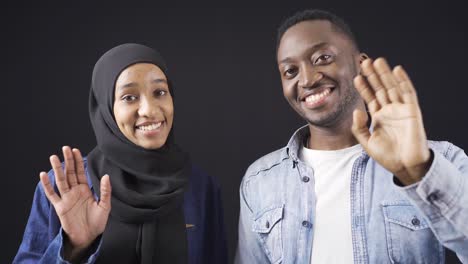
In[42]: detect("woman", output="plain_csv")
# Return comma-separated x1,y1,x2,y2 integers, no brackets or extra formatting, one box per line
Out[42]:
14,43,227,263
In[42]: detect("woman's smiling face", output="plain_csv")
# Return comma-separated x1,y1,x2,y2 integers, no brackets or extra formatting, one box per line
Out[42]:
113,63,174,150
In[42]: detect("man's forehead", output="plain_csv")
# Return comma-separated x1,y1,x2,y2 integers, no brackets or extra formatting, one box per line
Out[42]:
282,20,336,42
277,20,352,60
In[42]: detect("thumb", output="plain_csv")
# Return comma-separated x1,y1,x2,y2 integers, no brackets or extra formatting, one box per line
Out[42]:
98,174,111,211
352,109,370,149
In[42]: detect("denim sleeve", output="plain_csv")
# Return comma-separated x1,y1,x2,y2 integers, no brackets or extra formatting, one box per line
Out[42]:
398,143,468,262
13,180,102,264
235,176,270,264
57,228,102,264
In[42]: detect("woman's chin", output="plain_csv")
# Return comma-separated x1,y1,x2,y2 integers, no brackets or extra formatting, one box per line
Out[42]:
136,139,167,150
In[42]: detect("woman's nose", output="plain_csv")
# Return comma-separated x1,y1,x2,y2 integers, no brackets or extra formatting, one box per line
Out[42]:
137,98,159,117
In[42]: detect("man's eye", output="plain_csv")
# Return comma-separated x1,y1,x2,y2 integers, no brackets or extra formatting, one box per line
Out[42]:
314,54,332,64
284,68,298,77
122,95,137,102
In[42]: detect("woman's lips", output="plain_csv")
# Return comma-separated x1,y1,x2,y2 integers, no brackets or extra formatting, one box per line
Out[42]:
136,121,164,136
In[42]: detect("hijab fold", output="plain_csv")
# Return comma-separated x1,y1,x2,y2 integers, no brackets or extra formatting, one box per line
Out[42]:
87,43,190,263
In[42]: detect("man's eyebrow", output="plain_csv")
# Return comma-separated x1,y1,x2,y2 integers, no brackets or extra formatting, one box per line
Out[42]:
278,42,329,65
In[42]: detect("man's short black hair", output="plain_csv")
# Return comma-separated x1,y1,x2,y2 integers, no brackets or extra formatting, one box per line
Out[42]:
276,9,358,51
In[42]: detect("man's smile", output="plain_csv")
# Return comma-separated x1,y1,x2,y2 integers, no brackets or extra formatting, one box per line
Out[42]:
300,85,335,109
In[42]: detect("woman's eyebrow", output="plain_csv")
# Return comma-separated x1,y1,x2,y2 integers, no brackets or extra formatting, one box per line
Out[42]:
118,82,139,90
118,79,167,90
151,78,167,84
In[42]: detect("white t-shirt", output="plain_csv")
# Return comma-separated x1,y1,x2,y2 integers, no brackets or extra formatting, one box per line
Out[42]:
299,143,362,264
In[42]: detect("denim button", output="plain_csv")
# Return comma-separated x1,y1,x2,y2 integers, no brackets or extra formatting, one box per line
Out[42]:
302,176,310,182
428,192,439,202
411,217,420,226
265,221,270,229
302,221,311,228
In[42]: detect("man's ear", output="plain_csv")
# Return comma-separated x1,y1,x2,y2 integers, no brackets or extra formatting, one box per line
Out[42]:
359,53,369,64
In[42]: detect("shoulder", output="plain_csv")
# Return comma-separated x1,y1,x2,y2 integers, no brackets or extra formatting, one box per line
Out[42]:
244,147,289,177
185,164,222,205
188,164,221,191
242,147,289,185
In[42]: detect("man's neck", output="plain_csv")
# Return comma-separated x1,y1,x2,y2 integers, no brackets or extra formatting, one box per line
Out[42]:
307,117,358,150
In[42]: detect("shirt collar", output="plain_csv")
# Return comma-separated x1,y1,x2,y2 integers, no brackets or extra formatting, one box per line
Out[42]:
285,125,309,161
284,124,369,161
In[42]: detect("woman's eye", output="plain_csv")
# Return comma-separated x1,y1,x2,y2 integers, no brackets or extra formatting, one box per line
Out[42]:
155,90,168,96
314,54,332,64
122,95,137,102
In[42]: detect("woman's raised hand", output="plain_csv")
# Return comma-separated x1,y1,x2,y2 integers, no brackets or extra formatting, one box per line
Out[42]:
39,146,111,260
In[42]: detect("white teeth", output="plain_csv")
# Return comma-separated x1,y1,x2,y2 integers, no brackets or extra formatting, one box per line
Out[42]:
137,122,162,131
305,88,331,104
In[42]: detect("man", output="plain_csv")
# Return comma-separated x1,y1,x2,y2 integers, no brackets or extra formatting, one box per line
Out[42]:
236,9,467,263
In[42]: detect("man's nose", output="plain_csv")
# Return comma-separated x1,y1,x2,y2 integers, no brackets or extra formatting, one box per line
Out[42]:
298,65,323,89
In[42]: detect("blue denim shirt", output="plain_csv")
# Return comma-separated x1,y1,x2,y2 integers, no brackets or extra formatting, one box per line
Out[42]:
236,125,468,264
14,159,228,264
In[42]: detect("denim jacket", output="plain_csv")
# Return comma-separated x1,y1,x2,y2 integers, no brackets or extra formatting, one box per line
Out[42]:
14,159,227,264
236,125,468,264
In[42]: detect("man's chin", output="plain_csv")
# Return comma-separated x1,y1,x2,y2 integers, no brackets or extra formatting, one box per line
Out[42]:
303,112,341,128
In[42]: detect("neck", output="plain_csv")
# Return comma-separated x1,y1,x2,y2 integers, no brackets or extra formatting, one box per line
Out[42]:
306,107,365,150
307,124,357,151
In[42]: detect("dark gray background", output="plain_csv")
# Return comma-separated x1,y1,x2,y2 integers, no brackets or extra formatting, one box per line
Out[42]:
3,2,467,263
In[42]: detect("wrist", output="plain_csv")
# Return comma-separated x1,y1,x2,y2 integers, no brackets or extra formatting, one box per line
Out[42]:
63,233,95,263
396,149,434,186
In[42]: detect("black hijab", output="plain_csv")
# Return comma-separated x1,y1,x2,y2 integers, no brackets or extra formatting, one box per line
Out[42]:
87,43,190,263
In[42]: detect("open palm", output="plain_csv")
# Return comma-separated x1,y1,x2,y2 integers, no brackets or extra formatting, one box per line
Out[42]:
39,147,111,252
352,58,431,185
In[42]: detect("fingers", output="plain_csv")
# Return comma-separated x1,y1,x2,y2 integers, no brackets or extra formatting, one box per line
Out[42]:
361,59,390,106
351,109,371,150
50,155,70,194
358,57,417,109
72,148,88,185
63,146,78,187
393,65,418,104
49,146,85,195
98,175,112,211
40,172,61,205
373,58,402,103
353,75,380,114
